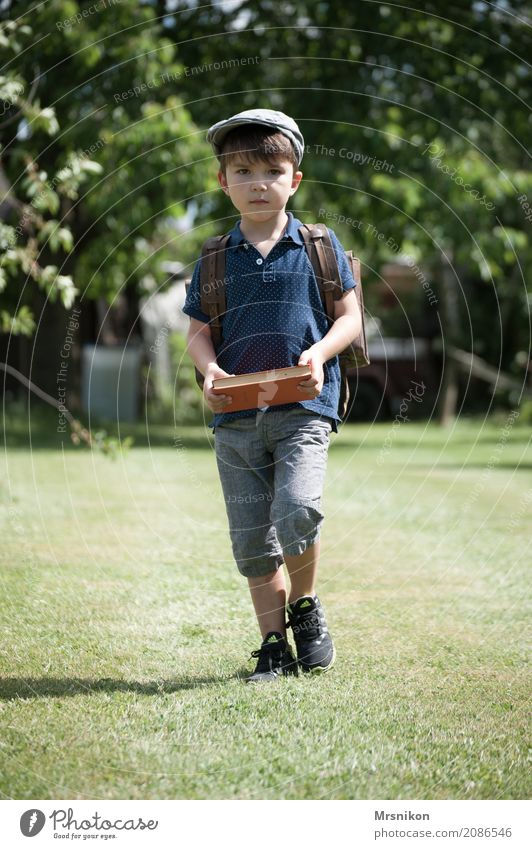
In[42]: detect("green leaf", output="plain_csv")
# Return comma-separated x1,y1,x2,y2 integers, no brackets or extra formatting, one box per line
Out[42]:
0,306,35,336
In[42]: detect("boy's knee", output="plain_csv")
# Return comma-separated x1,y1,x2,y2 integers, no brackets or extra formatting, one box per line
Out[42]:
271,499,324,554
236,553,284,579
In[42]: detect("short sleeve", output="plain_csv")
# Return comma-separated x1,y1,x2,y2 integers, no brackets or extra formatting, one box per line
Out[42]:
327,228,358,292
182,257,210,323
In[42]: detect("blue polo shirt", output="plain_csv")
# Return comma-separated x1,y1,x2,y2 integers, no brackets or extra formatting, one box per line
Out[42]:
182,211,357,431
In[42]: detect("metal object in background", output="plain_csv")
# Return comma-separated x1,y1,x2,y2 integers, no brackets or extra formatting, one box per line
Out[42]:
81,344,142,423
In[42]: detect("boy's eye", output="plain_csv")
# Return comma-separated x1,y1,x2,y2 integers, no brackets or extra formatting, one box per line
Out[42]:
236,168,250,174
269,169,281,175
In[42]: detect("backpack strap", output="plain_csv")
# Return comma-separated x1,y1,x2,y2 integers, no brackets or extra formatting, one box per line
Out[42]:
299,224,344,322
199,233,231,349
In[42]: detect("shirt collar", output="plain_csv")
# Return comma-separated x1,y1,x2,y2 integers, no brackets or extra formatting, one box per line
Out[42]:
228,211,304,247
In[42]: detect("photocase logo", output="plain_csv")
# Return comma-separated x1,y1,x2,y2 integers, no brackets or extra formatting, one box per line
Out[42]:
20,809,46,837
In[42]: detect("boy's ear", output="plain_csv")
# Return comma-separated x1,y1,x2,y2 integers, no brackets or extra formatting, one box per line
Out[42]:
218,170,230,195
290,170,303,195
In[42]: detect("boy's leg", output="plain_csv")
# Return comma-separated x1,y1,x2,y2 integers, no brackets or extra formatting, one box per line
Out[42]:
283,539,319,603
214,419,284,582
267,409,331,571
213,417,304,680
247,567,298,682
266,409,336,671
247,569,287,638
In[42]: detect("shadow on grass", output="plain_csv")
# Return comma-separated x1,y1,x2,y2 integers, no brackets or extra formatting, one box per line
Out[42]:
0,674,247,700
3,409,213,451
403,461,532,471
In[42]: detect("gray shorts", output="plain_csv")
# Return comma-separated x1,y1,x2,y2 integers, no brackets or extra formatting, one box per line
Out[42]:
214,407,332,578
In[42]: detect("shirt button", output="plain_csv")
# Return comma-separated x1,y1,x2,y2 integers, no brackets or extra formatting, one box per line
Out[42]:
256,258,263,265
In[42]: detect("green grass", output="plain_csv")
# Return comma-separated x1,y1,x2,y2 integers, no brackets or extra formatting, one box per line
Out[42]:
0,415,530,799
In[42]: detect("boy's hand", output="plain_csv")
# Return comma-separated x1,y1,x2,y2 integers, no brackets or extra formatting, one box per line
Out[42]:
203,363,235,412
297,347,325,397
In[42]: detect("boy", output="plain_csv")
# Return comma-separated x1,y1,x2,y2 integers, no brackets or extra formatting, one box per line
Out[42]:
182,108,361,682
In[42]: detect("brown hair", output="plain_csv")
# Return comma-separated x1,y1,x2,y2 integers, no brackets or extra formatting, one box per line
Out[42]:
217,126,298,174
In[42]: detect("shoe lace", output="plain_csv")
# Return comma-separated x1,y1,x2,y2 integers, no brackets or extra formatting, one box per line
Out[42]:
287,610,321,641
249,642,283,674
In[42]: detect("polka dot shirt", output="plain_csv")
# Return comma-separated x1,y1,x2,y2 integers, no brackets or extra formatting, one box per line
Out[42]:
182,211,357,431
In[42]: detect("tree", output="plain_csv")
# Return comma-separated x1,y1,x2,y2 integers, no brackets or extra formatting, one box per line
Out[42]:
164,0,532,400
0,0,213,337
2,0,530,422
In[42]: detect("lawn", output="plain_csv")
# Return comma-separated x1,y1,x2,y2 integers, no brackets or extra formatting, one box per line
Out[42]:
0,414,530,799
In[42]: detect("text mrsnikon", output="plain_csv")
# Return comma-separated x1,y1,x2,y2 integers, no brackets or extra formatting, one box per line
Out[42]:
375,811,430,821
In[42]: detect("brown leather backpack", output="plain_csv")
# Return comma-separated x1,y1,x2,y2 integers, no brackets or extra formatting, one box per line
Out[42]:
185,223,369,418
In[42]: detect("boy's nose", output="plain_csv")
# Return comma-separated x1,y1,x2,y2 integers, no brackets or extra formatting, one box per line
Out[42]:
251,178,268,191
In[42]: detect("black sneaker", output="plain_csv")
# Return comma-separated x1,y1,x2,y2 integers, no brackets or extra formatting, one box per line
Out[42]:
286,596,335,672
246,631,298,683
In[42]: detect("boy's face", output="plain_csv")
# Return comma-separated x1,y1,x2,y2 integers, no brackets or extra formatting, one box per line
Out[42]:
218,155,302,223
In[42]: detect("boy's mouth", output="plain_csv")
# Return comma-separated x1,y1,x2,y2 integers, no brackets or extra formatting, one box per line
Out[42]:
250,199,269,204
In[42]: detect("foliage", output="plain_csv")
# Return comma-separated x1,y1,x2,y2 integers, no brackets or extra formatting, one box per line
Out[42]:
90,429,134,458
0,2,212,332
1,1,530,396
166,0,531,370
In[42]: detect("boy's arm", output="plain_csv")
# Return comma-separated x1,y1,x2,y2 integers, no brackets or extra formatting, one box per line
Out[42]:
186,318,234,412
297,290,362,397
313,289,362,362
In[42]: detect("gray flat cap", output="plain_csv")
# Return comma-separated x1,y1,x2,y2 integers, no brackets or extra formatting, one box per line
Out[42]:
207,108,304,165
